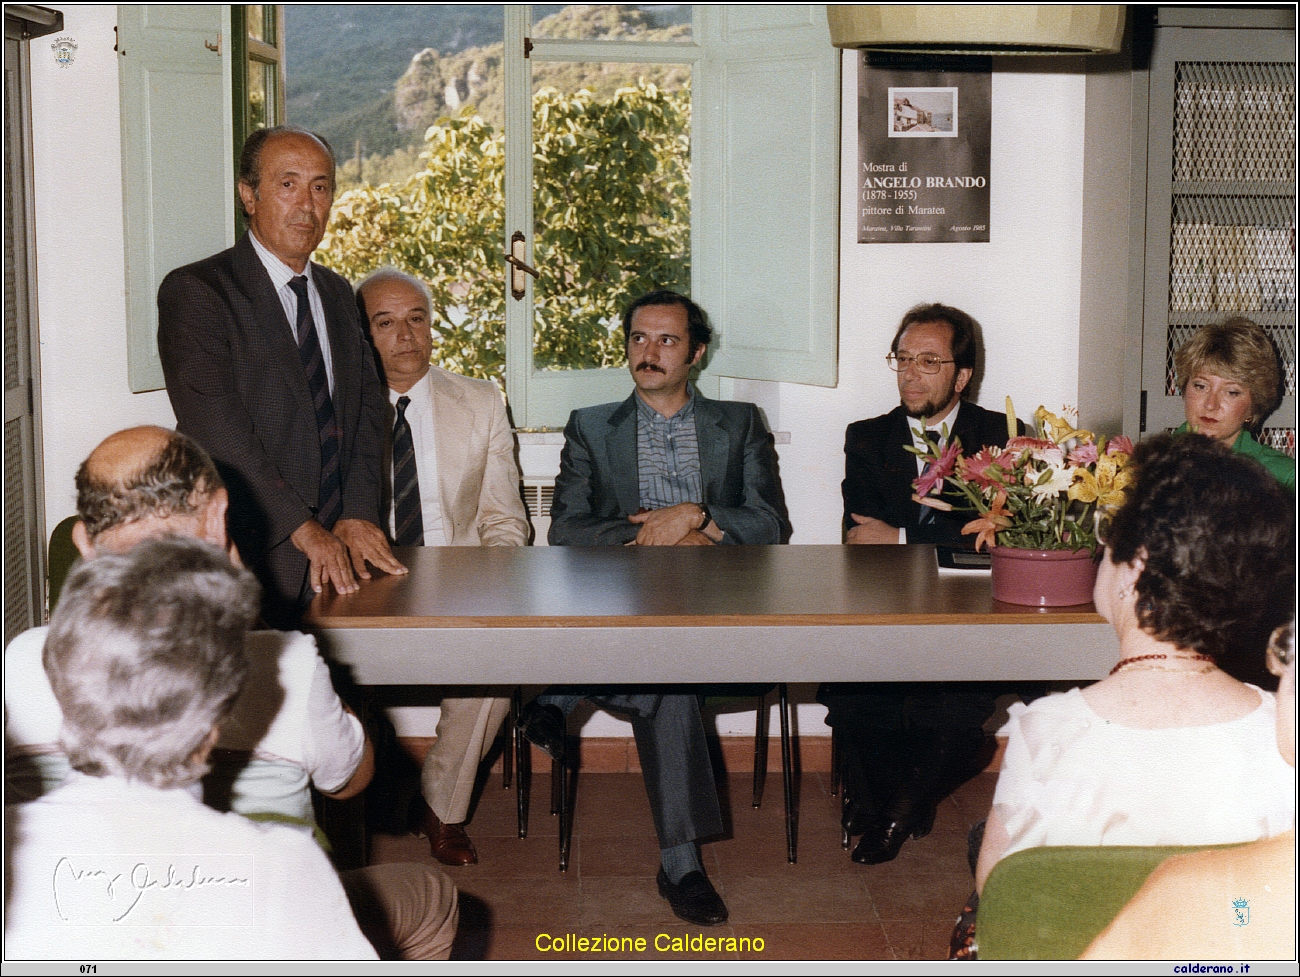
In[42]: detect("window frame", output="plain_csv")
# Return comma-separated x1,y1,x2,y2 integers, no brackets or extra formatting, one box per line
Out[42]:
504,5,704,429
230,4,286,238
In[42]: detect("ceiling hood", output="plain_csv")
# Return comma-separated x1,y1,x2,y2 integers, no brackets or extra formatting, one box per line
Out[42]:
827,5,1126,56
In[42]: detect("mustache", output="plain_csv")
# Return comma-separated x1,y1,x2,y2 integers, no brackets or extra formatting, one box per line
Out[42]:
635,363,666,374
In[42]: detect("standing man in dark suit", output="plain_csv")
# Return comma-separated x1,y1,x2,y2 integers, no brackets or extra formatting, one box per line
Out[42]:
527,289,789,926
824,303,1022,865
158,126,404,625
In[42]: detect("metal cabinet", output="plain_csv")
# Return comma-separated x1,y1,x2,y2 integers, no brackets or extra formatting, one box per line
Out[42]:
1133,11,1295,451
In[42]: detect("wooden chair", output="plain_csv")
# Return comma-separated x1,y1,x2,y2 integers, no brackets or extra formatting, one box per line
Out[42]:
46,515,80,614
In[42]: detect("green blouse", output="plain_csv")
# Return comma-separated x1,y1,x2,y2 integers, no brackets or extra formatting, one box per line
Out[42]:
1175,422,1296,492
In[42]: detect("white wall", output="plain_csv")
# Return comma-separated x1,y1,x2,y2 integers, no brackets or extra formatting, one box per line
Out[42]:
30,5,176,528
770,53,1088,545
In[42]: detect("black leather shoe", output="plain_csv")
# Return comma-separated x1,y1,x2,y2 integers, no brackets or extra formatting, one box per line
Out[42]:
842,799,884,838
657,868,729,926
851,795,937,865
518,701,566,762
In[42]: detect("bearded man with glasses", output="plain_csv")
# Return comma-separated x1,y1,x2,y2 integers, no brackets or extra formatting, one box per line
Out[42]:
843,303,1022,548
823,303,1028,866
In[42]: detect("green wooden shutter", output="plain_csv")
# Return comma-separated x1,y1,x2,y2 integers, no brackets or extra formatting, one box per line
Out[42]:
118,4,234,393
694,5,840,387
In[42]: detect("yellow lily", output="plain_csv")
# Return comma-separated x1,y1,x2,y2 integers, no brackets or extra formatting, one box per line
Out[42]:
1070,458,1133,509
1034,406,1093,446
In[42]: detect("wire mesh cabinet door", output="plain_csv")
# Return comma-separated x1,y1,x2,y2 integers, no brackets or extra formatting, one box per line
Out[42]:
1141,23,1296,453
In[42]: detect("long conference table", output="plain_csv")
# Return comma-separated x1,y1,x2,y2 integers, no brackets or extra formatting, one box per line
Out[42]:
305,544,1117,684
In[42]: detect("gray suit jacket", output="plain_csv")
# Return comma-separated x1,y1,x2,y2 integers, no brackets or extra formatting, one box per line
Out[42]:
548,391,790,546
158,234,387,618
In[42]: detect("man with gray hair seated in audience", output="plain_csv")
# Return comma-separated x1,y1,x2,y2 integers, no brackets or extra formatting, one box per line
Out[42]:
5,537,444,957
4,427,457,959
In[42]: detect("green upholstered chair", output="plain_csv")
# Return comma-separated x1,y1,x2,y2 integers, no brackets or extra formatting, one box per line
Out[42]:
46,515,80,615
978,843,1241,959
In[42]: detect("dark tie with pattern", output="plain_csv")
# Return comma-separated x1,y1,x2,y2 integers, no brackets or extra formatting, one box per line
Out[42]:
289,276,342,531
392,395,425,546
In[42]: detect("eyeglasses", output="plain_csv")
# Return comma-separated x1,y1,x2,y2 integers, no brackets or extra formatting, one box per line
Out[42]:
886,353,954,374
1093,508,1113,547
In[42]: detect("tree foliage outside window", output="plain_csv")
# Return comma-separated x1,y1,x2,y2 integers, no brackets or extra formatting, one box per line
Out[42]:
317,81,690,386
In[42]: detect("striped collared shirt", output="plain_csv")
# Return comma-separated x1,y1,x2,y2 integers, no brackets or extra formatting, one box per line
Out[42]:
636,386,703,510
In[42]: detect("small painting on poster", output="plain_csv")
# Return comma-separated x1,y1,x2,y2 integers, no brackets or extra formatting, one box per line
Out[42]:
889,87,958,138
859,54,991,243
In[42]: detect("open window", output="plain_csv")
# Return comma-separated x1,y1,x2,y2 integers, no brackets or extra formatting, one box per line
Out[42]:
119,4,840,421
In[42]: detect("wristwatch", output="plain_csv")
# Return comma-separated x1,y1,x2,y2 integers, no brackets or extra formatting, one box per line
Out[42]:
697,502,713,530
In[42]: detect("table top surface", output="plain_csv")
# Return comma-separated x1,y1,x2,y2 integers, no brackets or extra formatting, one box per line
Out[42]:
307,544,1106,629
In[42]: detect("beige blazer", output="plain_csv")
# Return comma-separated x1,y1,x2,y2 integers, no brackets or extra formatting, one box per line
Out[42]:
385,366,530,547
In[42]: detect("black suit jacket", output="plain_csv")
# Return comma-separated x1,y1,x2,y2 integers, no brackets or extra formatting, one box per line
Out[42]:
842,402,1022,549
548,391,791,546
158,234,386,618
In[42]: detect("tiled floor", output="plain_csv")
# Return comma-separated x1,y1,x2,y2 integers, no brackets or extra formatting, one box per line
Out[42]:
368,769,996,961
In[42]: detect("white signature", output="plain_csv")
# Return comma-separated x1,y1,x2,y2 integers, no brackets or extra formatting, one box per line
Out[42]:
53,856,252,923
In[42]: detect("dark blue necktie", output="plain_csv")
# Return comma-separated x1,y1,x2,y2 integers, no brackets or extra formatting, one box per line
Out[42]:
392,395,425,546
289,276,342,531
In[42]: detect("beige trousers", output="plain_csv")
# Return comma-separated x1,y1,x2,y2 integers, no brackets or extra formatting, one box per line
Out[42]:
421,696,511,824
340,862,459,960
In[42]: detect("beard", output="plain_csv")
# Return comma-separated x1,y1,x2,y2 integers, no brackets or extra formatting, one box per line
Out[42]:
900,379,959,420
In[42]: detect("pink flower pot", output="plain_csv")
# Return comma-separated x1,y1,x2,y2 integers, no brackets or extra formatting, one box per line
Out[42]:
989,546,1099,607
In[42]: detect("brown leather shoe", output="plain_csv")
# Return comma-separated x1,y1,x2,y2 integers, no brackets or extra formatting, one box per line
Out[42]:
411,797,478,866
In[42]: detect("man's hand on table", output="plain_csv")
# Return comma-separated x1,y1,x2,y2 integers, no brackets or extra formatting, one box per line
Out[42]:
629,503,717,546
676,529,717,546
292,518,408,595
847,513,902,545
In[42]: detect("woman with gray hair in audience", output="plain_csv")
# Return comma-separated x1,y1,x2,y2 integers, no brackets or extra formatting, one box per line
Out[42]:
5,538,381,959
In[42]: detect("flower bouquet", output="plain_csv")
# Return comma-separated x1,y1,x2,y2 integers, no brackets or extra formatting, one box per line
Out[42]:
910,402,1134,605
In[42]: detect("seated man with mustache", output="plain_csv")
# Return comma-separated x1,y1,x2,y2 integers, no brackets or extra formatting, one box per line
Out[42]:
524,289,790,927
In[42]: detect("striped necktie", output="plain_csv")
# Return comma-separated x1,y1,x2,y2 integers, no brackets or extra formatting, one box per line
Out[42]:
288,276,342,530
392,395,425,546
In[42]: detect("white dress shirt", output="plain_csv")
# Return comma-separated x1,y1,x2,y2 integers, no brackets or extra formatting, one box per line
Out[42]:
249,230,335,393
389,371,449,547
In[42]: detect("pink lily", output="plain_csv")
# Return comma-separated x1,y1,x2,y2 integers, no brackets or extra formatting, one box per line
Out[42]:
958,447,1004,491
913,439,961,498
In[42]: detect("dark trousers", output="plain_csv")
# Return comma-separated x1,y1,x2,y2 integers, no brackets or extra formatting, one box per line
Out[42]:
539,688,724,849
818,683,1001,813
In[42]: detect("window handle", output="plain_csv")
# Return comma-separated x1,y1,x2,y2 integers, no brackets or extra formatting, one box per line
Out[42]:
504,231,539,300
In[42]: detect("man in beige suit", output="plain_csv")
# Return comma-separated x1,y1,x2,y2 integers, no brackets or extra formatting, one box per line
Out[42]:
357,267,529,866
